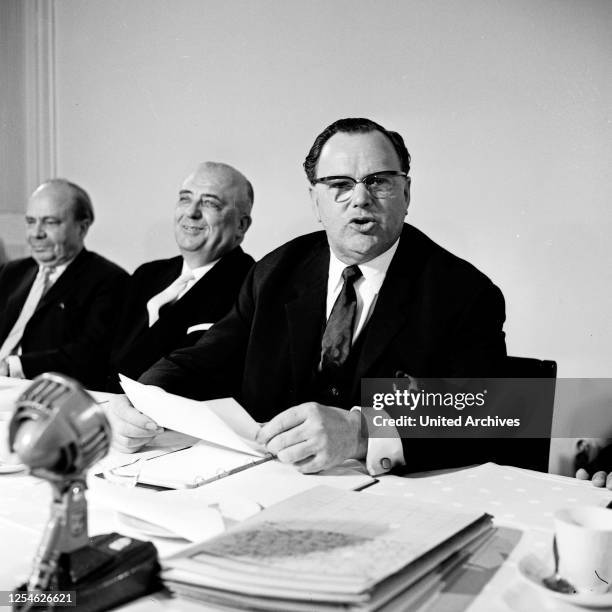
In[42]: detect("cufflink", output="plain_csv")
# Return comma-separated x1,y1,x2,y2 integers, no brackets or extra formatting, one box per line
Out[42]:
380,457,391,471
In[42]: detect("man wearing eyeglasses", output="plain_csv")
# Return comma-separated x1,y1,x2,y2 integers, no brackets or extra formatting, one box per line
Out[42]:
109,118,508,475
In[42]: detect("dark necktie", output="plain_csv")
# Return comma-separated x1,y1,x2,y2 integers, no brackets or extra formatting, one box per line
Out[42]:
320,265,363,371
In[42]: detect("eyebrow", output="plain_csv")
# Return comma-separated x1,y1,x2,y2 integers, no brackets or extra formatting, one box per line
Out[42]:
178,190,225,203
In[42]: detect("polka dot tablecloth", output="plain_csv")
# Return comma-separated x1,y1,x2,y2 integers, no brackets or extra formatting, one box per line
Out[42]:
370,462,611,532
2,462,611,610
368,463,612,611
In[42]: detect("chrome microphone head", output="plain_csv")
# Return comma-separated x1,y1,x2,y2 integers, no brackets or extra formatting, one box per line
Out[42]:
9,372,111,479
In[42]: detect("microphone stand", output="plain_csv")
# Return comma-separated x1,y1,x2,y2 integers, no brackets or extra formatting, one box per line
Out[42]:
10,374,161,612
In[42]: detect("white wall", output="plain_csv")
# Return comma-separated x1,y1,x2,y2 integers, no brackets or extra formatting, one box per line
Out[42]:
52,0,612,377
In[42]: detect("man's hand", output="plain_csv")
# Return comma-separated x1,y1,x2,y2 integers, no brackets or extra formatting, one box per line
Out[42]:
256,403,367,473
106,393,164,453
0,360,8,377
576,468,612,490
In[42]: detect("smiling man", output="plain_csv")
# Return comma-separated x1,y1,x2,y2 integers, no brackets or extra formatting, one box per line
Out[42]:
107,162,254,390
0,179,127,389
109,119,510,473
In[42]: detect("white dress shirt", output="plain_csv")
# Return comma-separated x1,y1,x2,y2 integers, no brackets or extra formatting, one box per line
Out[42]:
145,258,221,327
178,258,219,297
6,261,72,379
326,239,406,476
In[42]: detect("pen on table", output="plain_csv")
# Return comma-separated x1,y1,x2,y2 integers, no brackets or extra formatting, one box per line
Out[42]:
606,499,612,509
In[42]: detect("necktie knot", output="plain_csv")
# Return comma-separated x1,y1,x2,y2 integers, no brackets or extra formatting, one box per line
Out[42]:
342,265,362,284
173,270,195,290
40,266,54,292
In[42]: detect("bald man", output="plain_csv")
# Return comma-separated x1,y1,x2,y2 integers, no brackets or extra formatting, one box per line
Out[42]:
0,179,128,389
107,162,255,390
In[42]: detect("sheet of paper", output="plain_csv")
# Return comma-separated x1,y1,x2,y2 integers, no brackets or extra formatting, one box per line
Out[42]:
95,429,199,472
172,459,376,508
119,374,265,457
87,474,225,542
135,441,271,488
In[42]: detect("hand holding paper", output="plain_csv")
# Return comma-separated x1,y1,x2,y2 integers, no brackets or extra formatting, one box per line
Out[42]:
116,375,266,456
107,392,164,453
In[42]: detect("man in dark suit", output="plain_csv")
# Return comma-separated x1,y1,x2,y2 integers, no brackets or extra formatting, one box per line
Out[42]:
107,162,255,389
0,179,127,390
109,118,517,474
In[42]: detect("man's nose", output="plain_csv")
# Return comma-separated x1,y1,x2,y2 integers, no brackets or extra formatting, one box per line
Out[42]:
185,200,203,217
350,182,373,207
28,221,45,238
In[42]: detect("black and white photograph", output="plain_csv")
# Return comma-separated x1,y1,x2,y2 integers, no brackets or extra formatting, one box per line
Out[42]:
1,1,611,610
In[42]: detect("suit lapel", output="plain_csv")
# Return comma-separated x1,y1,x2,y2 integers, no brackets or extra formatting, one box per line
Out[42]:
34,249,90,314
355,225,429,379
285,244,329,397
0,262,37,340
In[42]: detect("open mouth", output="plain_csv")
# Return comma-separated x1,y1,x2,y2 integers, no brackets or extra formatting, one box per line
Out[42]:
348,217,377,232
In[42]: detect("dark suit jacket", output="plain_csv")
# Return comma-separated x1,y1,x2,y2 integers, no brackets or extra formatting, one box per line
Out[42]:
0,249,128,390
109,246,254,389
141,225,546,472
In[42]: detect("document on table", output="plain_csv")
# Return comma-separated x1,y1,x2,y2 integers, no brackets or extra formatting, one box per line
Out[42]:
119,374,265,457
116,375,375,492
135,440,272,489
163,485,494,610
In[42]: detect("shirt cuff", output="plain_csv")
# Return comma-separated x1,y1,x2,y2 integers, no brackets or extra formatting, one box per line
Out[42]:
6,356,25,379
351,406,405,476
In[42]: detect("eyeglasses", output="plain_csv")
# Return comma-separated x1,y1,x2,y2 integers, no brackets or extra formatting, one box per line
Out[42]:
313,171,409,203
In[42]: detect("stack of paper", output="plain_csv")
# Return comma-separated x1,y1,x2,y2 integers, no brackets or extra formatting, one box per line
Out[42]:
162,486,494,611
117,376,375,492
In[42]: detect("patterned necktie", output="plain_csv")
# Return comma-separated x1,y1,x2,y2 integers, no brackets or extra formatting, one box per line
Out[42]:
0,266,54,360
146,270,195,327
320,265,363,371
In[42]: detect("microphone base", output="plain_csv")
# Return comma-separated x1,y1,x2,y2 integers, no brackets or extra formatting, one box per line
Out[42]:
13,533,161,612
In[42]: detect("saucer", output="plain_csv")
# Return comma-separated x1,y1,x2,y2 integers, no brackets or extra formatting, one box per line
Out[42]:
518,554,612,608
0,458,26,474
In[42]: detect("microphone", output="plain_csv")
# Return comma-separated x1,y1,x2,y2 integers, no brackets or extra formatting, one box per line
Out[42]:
9,373,159,611
10,372,110,479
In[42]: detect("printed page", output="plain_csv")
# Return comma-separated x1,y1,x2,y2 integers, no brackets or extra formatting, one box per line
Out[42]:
165,485,491,596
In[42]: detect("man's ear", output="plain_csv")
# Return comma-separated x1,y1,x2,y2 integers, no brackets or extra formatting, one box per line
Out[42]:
309,186,322,223
238,214,252,237
403,177,411,215
78,220,91,239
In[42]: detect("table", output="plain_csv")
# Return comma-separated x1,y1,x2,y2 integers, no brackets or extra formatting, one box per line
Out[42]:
2,461,611,611
2,376,611,610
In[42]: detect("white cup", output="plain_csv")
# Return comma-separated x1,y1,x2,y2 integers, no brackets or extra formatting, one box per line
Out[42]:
554,506,612,594
0,413,11,461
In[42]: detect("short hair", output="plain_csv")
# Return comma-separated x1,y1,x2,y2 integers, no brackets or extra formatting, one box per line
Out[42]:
40,178,95,224
303,118,411,184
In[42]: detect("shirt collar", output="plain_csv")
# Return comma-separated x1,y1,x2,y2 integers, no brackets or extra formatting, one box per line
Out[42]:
181,257,220,281
328,237,400,291
38,257,74,280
